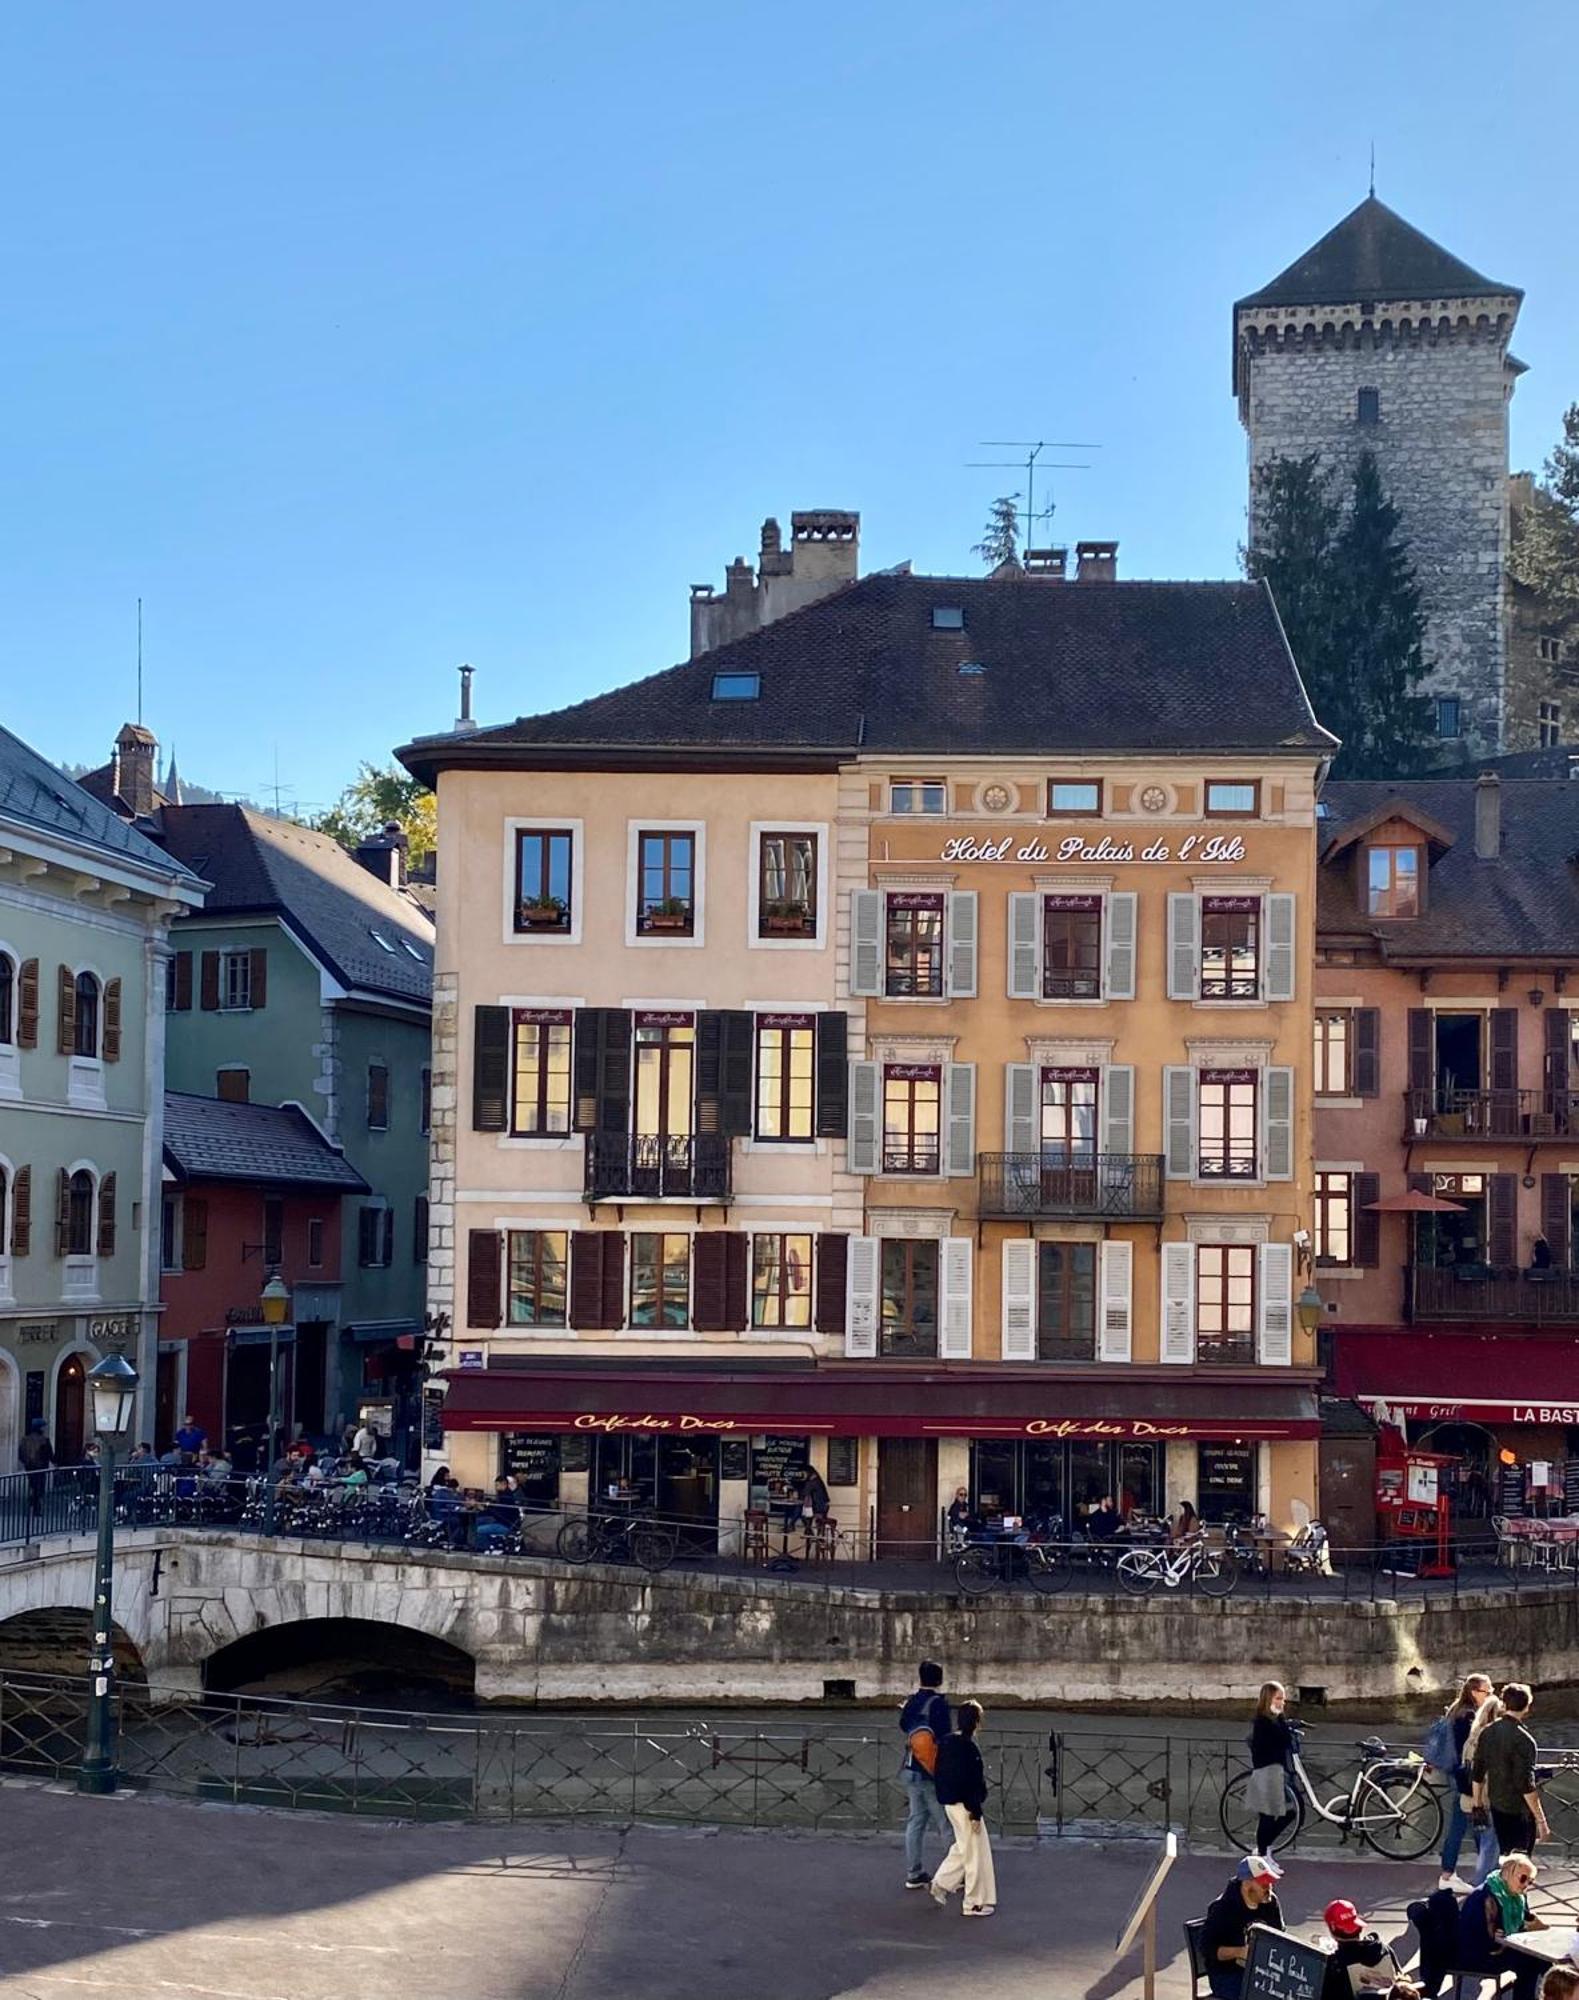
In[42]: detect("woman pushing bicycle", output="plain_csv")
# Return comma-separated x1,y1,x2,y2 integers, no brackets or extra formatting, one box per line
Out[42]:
1245,1680,1298,1856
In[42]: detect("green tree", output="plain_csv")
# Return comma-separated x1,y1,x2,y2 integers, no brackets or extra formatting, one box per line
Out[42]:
316,761,436,865
973,495,1020,570
1509,402,1579,625
1245,450,1436,777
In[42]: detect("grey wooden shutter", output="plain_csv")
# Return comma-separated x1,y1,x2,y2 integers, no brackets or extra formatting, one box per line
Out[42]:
845,1236,879,1356
850,891,883,997
1407,1009,1433,1092
472,1005,510,1131
940,1238,973,1358
1007,893,1040,999
847,1061,880,1174
95,1172,116,1258
815,1234,848,1334
1354,1008,1380,1097
1353,1172,1380,1268
1489,1173,1517,1269
1166,895,1200,1000
1004,1063,1037,1156
1262,1066,1294,1180
1257,1242,1293,1365
1097,1240,1133,1363
946,1063,976,1176
1105,891,1137,1001
1543,1174,1572,1268
1163,1065,1196,1179
947,891,978,998
1000,1239,1036,1361
1159,1242,1195,1363
1264,893,1296,1001
814,1011,849,1137
1101,1065,1134,1158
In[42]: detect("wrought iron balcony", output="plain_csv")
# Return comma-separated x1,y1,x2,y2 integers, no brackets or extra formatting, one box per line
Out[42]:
1197,1335,1257,1366
583,1133,732,1203
1404,1088,1579,1141
977,1152,1166,1221
1406,1264,1579,1325
878,1325,939,1360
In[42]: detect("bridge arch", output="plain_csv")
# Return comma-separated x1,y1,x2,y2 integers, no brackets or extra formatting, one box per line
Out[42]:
203,1617,476,1703
0,1607,146,1681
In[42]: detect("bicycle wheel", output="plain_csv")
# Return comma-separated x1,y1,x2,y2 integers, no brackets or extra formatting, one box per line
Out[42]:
1024,1546,1072,1595
1193,1552,1238,1599
954,1547,1002,1597
629,1522,676,1574
1355,1768,1443,1860
1116,1549,1161,1596
1219,1770,1304,1853
556,1516,593,1564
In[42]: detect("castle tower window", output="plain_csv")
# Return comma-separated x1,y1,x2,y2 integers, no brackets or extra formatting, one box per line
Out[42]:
1357,387,1380,425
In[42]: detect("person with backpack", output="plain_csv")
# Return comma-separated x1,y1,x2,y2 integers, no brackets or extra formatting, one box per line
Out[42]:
899,1659,952,1891
1429,1672,1496,1889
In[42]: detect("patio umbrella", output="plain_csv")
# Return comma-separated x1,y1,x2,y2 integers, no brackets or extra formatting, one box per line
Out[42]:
1362,1191,1467,1212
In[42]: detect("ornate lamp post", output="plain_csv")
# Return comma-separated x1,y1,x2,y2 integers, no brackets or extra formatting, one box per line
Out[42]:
77,1349,139,1796
260,1273,291,1537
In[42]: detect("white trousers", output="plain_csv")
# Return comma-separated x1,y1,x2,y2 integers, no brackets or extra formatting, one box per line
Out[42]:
932,1802,997,1910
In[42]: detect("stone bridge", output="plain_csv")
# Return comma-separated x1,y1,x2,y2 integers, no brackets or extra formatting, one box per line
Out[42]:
3,1530,1577,1706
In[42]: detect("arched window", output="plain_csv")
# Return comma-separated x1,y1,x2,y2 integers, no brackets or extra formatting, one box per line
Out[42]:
66,1170,95,1256
74,972,100,1058
0,954,13,1045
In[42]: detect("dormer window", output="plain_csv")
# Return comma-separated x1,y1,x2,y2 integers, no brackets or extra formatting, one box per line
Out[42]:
1366,843,1420,918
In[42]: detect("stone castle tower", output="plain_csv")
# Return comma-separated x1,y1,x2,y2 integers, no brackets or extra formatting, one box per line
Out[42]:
1235,196,1523,753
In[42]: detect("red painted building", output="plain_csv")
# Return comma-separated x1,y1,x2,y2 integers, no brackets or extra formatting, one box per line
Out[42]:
157,1092,367,1455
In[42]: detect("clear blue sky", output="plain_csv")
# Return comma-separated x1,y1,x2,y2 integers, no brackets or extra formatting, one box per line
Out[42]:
5,1,1575,813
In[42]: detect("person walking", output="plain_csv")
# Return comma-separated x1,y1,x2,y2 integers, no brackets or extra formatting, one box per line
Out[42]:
899,1660,952,1890
1473,1683,1550,1857
929,1700,996,1918
1438,1672,1498,1889
18,1419,54,1516
1245,1680,1298,1856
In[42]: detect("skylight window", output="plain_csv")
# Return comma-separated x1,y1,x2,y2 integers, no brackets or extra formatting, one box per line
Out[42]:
931,606,965,630
957,660,985,677
401,941,425,960
368,930,396,952
711,671,760,701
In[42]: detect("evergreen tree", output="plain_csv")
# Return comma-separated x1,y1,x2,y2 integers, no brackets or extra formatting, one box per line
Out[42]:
1509,402,1579,626
973,495,1020,570
1245,450,1436,777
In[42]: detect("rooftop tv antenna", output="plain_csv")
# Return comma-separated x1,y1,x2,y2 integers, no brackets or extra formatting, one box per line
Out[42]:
136,598,143,726
967,439,1101,550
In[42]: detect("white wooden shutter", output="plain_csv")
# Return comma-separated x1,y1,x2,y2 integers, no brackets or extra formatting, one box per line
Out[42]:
1105,891,1137,1001
1163,1065,1196,1180
1262,1066,1294,1181
940,1237,973,1358
1167,893,1200,1000
1101,1065,1134,1158
845,1236,879,1357
1007,892,1040,999
1098,1240,1133,1363
850,890,883,997
945,1062,976,1176
947,891,978,998
1004,1063,1038,1156
1000,1238,1036,1361
847,1060,880,1174
1159,1241,1196,1364
1258,1241,1294,1365
1264,893,1296,1003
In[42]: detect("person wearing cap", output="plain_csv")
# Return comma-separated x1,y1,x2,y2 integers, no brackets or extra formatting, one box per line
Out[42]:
1199,1855,1285,2000
1319,1900,1419,2000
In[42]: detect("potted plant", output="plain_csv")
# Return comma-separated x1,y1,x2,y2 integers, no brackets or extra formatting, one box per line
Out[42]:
762,898,813,936
518,894,569,930
645,896,692,933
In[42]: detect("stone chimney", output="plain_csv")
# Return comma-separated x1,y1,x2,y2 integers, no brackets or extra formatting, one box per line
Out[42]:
690,507,861,657
758,517,791,578
1075,540,1118,583
454,663,478,736
1474,772,1502,860
112,723,158,817
1024,547,1068,579
788,510,859,585
354,821,409,889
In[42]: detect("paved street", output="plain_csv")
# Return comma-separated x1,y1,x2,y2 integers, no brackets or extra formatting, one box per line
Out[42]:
5,1781,1577,1999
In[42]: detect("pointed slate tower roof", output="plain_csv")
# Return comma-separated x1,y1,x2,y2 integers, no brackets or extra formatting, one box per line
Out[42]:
1237,196,1519,310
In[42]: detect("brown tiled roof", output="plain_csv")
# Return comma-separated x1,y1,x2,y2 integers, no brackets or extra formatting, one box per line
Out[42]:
399,572,1334,781
1237,197,1518,311
163,1092,369,1191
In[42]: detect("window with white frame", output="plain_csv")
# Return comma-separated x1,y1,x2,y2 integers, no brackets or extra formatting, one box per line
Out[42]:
220,951,252,1011
889,778,946,815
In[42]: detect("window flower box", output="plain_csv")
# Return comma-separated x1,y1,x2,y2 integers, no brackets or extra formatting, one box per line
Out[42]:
644,899,693,933
518,898,570,931
762,901,814,937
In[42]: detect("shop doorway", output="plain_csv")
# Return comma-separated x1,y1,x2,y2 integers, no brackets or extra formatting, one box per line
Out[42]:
224,1337,294,1469
154,1347,181,1453
591,1433,720,1551
1415,1421,1494,1519
969,1438,1159,1531
54,1353,87,1464
877,1437,937,1560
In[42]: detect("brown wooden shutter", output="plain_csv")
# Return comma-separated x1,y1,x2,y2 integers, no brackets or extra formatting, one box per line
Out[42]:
815,1233,848,1334
183,1196,208,1271
1546,1007,1570,1107
466,1228,503,1328
600,1231,626,1329
57,965,76,1054
200,951,220,1010
381,1207,395,1266
692,1011,753,1137
570,1230,625,1330
1491,1008,1519,1093
1543,1174,1571,1269
1488,1172,1517,1270
96,1172,117,1258
815,1011,849,1137
472,1006,510,1130
55,1168,71,1256
16,959,38,1047
1406,1008,1433,1093
172,950,193,1012
413,1195,429,1264
571,1009,633,1137
1352,1172,1380,1269
1353,1008,1380,1098
249,948,268,1009
1408,1172,1433,1197
691,1231,748,1332
102,978,122,1062
10,1165,30,1257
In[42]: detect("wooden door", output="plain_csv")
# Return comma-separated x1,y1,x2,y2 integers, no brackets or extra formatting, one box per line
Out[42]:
155,1349,180,1453
55,1354,86,1463
877,1438,937,1561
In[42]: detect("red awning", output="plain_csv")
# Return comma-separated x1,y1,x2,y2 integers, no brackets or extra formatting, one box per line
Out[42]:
439,1361,1319,1442
1332,1327,1579,1427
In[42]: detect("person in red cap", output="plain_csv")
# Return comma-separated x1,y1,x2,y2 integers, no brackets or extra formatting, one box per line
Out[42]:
1320,1899,1419,2000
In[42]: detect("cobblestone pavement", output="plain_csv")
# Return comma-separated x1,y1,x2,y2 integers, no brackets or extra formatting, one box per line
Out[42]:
4,1781,1579,1998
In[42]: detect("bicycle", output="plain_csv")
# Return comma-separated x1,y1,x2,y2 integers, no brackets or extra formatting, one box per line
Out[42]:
1115,1532,1237,1598
954,1534,1071,1597
1219,1730,1442,1859
556,1509,677,1574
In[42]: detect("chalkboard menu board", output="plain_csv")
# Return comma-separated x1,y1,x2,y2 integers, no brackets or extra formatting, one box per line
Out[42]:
421,1386,445,1453
751,1434,810,1505
720,1439,750,1481
1499,1462,1526,1515
1242,1925,1328,2000
561,1433,591,1474
1564,1457,1579,1514
501,1433,560,1495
